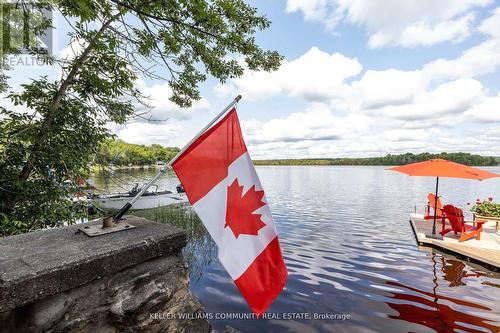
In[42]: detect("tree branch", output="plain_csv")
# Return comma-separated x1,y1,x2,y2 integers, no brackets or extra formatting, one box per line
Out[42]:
109,0,226,42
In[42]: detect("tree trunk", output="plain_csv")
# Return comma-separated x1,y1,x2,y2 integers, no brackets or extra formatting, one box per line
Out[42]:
17,15,119,183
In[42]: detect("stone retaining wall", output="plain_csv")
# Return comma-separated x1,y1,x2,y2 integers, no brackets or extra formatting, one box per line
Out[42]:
0,217,210,332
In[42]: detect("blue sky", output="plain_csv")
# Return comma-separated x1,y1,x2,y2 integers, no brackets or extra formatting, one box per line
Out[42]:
4,0,500,158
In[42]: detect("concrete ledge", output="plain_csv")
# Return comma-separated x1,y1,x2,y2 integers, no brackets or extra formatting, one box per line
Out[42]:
0,216,186,312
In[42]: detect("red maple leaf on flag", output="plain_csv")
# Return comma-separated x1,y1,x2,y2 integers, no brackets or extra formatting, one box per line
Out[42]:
225,178,266,238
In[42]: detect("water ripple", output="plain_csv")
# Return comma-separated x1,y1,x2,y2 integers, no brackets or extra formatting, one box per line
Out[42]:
93,166,500,333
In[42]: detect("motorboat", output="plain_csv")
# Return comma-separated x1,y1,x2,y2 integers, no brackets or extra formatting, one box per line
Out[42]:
91,183,187,210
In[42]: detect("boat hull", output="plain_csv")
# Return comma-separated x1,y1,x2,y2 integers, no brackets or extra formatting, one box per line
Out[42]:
92,193,188,210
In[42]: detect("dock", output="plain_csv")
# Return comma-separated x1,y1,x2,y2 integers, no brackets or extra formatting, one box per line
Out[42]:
409,213,500,269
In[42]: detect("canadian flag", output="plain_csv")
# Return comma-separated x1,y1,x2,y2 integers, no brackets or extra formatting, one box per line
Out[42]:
172,108,288,315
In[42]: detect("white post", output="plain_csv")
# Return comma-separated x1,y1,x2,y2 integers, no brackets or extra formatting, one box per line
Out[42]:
113,95,242,220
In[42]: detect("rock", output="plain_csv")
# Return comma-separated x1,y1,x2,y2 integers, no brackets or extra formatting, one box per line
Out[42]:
0,216,210,333
224,325,243,333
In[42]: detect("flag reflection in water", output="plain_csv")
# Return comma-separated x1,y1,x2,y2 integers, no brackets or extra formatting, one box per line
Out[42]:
386,253,499,333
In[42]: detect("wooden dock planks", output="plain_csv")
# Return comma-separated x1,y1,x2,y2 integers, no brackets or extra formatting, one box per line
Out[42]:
409,213,500,269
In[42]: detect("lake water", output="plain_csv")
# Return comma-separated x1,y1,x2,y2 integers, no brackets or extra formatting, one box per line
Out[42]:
91,166,500,333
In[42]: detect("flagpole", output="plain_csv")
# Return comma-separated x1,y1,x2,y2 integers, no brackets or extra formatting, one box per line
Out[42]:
113,94,242,220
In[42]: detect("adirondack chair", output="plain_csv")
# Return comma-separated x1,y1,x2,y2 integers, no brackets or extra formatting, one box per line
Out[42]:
425,193,444,220
440,205,486,242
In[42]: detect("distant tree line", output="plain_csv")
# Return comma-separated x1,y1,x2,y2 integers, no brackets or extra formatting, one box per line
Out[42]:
96,145,498,167
96,140,180,166
254,153,499,166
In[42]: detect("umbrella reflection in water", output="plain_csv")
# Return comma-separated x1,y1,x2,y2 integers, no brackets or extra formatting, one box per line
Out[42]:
385,251,499,333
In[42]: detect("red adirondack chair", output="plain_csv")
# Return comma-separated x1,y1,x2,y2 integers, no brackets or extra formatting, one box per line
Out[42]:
440,205,486,242
425,193,444,220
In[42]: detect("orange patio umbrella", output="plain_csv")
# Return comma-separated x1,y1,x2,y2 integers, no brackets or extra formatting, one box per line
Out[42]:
388,159,499,239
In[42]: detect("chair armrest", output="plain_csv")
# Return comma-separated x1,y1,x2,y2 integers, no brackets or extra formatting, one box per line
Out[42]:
474,219,486,228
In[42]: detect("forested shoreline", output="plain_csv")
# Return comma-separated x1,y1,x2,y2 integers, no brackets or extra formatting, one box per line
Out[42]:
95,140,180,166
254,152,499,166
96,142,498,167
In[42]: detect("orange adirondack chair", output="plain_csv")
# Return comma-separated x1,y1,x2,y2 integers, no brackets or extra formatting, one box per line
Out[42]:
425,193,444,220
440,205,486,242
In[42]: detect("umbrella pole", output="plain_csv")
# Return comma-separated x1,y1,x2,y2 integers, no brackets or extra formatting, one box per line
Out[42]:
426,177,443,240
432,177,439,235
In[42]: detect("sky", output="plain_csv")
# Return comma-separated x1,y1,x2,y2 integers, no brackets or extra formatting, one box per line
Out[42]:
4,0,500,159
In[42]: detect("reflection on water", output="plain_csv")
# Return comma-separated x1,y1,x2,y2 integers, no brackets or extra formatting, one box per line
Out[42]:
91,166,500,333
438,253,483,287
386,254,499,333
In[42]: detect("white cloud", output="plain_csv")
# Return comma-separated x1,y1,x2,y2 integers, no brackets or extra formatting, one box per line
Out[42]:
373,78,484,121
372,13,474,48
287,0,353,34
213,82,237,98
464,93,500,122
246,121,500,159
351,69,426,109
478,6,500,37
423,40,500,81
58,37,87,60
219,25,498,124
107,79,211,147
420,7,500,81
114,122,182,146
134,79,210,121
381,129,430,142
242,104,368,145
217,47,361,101
286,0,491,48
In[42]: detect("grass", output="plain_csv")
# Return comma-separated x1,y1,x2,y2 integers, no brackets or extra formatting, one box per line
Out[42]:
134,205,216,282
134,204,206,238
